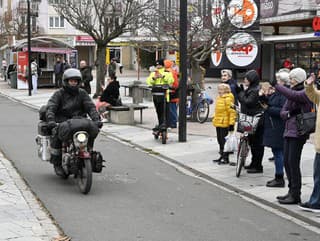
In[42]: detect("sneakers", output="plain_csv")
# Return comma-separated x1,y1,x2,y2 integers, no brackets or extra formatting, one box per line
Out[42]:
299,202,320,213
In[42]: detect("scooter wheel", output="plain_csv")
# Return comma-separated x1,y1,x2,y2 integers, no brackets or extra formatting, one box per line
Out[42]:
161,130,167,144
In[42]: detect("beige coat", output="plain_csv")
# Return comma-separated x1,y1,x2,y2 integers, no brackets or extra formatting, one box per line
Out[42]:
305,83,320,152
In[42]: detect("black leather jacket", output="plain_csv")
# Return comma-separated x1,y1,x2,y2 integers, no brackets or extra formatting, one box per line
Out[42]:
46,88,100,123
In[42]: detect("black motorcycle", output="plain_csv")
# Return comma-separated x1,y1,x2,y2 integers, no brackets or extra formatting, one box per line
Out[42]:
36,107,105,194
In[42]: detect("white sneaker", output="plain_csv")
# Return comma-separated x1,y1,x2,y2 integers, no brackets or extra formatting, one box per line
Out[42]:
101,118,108,123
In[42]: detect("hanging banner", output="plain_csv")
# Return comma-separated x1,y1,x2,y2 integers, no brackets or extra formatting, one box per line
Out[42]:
17,52,28,90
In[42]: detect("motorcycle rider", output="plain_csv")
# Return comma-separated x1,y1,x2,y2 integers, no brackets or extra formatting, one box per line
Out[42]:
46,68,101,176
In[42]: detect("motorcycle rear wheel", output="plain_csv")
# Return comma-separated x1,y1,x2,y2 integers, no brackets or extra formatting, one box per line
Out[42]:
77,158,93,194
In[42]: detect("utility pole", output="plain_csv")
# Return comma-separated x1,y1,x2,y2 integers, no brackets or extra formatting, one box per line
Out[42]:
178,0,187,142
27,0,32,96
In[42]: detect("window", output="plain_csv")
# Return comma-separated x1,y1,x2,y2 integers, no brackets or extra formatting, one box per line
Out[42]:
49,16,65,28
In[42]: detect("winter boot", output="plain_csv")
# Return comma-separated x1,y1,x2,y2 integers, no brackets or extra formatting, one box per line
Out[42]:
219,152,229,165
213,151,223,163
266,174,285,188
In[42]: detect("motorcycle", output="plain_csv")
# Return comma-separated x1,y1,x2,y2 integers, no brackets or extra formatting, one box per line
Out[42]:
36,107,105,194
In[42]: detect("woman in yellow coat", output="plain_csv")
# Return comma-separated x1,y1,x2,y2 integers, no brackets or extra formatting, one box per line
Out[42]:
212,83,237,164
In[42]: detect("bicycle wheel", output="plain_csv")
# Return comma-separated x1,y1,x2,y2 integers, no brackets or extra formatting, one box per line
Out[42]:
196,100,209,123
236,140,248,177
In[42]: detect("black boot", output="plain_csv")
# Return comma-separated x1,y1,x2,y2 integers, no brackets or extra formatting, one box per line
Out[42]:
266,174,285,188
213,151,223,163
219,152,229,165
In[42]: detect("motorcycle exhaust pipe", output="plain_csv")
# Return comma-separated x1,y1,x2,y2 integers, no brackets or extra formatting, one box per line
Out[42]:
36,135,51,161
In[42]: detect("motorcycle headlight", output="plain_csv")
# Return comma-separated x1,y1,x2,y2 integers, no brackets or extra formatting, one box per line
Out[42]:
77,133,87,143
73,131,88,148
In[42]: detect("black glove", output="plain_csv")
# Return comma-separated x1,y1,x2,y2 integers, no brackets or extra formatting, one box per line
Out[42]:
94,121,103,129
47,121,57,130
229,125,234,132
235,84,243,94
269,78,277,87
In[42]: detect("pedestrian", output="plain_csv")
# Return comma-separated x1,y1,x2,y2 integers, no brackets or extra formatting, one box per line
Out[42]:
270,67,312,204
220,69,238,105
1,58,7,81
62,59,71,72
299,73,320,212
146,59,174,131
79,60,93,94
164,59,179,128
95,76,121,121
53,57,63,88
30,58,38,95
108,58,117,78
259,77,287,187
236,70,265,173
283,58,294,70
212,83,236,165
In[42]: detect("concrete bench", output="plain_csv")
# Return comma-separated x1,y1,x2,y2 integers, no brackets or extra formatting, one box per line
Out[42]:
106,104,148,124
120,83,152,103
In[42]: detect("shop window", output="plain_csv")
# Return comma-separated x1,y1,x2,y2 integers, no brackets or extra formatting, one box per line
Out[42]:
286,43,297,49
49,16,65,28
312,42,320,48
275,43,286,50
299,42,311,49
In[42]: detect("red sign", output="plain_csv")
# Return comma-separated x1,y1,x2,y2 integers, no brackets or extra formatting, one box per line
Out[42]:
313,17,320,32
75,35,94,42
232,44,254,55
17,52,28,83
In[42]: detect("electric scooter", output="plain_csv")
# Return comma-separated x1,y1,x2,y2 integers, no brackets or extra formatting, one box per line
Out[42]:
151,85,170,144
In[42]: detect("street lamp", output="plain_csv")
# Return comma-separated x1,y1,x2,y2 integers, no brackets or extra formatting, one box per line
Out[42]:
178,0,187,142
27,0,32,96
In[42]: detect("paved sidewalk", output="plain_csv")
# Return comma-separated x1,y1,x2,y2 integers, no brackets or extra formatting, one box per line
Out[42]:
0,71,320,236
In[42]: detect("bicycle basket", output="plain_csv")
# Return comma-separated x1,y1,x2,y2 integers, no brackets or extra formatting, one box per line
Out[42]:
237,113,262,134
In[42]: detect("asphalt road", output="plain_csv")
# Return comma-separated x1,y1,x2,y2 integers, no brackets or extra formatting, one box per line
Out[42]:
0,95,319,241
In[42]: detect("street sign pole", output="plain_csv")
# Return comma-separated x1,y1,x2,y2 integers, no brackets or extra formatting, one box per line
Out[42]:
178,0,187,142
27,0,32,96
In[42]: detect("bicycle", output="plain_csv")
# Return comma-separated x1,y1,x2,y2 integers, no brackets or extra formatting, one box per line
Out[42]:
233,105,263,177
186,86,213,123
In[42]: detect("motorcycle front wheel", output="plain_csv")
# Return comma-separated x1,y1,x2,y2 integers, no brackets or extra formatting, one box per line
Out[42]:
77,158,93,194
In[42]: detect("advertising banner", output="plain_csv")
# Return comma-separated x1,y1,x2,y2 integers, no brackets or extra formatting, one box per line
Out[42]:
260,0,318,19
211,32,261,69
17,52,28,90
211,0,261,69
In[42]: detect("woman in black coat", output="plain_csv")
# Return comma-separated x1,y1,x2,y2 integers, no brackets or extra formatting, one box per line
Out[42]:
100,76,120,106
237,70,265,173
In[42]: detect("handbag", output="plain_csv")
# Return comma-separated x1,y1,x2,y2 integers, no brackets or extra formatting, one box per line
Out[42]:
296,109,316,136
237,112,263,134
224,133,238,152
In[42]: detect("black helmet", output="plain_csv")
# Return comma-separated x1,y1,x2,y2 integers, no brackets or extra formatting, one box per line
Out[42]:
62,68,82,93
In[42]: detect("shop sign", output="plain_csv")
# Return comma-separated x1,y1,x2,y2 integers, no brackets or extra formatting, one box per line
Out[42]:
227,0,258,29
211,37,223,67
260,0,278,18
17,52,29,89
226,32,258,67
75,35,94,42
313,16,320,34
211,0,225,28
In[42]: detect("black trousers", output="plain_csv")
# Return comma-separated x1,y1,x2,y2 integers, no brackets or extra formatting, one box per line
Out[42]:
55,73,63,88
153,95,169,127
283,137,306,198
248,125,264,169
216,127,229,154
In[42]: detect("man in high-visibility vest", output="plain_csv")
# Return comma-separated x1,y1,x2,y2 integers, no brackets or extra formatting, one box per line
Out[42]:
146,59,174,130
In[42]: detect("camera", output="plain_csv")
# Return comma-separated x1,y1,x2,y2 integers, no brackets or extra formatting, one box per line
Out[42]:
316,78,320,90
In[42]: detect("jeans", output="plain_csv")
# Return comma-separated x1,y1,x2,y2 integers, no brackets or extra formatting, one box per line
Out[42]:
216,127,228,154
32,75,37,94
169,102,178,127
272,147,284,175
308,153,320,208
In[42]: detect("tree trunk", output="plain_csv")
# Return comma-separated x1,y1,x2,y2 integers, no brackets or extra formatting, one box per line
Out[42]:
94,44,107,97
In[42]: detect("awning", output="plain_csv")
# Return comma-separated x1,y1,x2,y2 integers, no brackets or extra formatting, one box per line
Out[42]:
22,47,73,54
262,33,318,42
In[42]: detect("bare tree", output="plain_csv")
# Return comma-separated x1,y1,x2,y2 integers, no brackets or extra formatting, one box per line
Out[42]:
144,0,259,118
51,0,153,96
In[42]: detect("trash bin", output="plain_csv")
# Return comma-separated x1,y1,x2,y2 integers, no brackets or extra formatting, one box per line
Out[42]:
9,71,17,89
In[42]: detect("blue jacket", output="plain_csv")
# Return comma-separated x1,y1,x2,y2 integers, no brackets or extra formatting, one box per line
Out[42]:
261,91,286,148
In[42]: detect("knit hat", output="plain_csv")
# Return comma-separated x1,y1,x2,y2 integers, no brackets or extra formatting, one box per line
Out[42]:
164,59,173,69
289,68,306,83
245,70,259,84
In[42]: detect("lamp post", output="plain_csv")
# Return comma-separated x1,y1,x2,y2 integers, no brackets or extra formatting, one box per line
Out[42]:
27,0,32,96
178,0,187,142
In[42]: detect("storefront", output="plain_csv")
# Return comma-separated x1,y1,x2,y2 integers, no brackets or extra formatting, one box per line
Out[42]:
8,36,75,89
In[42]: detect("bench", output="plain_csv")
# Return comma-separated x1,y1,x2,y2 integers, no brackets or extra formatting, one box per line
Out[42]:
106,104,148,124
120,83,152,103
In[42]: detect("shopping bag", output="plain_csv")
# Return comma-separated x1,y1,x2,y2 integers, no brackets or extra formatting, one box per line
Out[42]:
224,133,238,153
